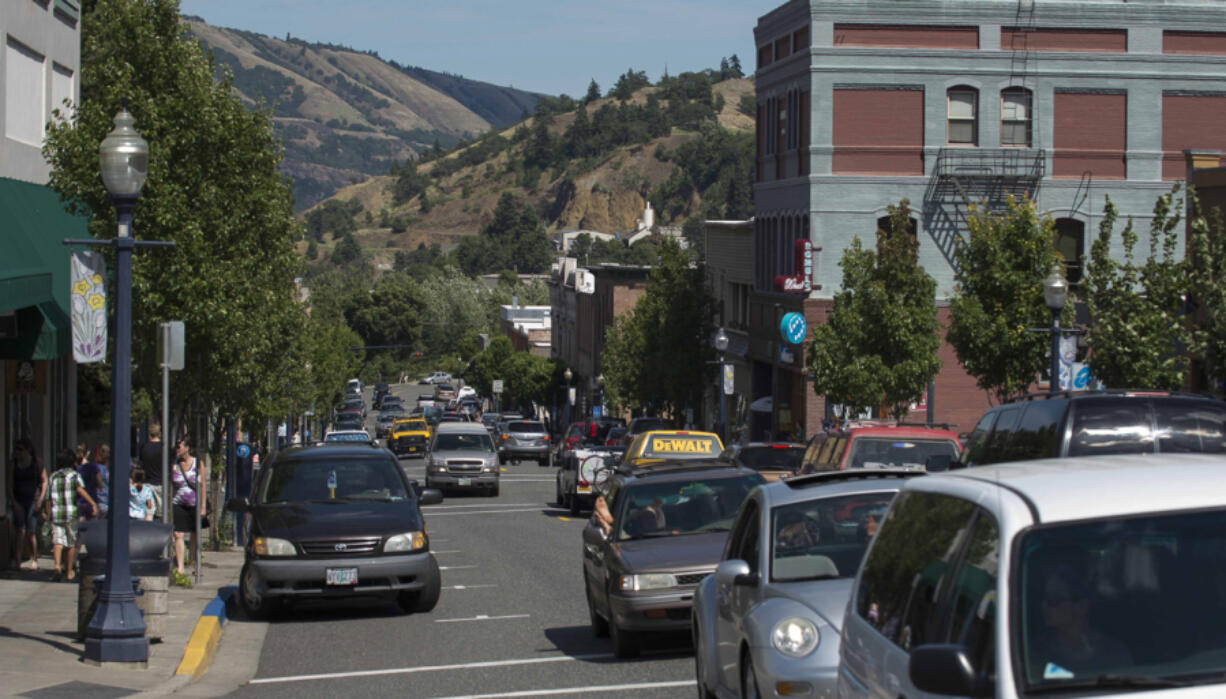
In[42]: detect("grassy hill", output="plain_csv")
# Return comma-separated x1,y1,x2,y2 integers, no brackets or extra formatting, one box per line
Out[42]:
184,17,544,210
300,73,756,269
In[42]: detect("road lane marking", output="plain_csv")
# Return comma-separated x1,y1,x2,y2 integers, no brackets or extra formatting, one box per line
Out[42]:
431,680,696,698
249,653,613,685
443,584,495,590
435,613,530,623
438,565,478,570
427,507,567,516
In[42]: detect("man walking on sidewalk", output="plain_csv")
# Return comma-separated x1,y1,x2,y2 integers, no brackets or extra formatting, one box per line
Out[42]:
47,449,95,582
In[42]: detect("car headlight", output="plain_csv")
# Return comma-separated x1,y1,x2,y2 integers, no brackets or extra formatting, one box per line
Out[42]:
482,466,497,473
619,573,677,591
771,617,820,658
384,531,426,553
253,537,296,557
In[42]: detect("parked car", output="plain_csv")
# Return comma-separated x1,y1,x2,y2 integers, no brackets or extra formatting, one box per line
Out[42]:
959,389,1226,467
693,469,920,699
420,371,451,385
839,453,1226,699
799,423,962,473
583,459,764,658
556,445,623,515
390,418,431,458
425,422,501,496
725,442,807,481
227,442,443,619
499,420,551,465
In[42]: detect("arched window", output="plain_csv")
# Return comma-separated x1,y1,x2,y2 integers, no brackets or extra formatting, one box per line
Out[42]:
947,87,978,146
1001,88,1032,147
1054,218,1085,284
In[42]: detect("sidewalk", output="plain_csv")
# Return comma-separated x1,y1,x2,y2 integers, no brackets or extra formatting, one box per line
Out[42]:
0,546,246,697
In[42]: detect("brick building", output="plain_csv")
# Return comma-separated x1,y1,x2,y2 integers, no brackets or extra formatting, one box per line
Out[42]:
745,0,1226,437
499,303,551,357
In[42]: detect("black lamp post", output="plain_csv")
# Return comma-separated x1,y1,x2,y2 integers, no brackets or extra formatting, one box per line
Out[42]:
1044,263,1069,394
714,328,729,441
67,107,172,665
564,367,573,429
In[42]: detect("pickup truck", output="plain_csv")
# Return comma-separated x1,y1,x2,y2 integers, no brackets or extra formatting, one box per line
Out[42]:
555,445,623,516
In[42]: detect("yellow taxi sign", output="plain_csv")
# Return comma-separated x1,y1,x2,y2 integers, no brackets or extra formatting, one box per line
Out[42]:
639,431,722,460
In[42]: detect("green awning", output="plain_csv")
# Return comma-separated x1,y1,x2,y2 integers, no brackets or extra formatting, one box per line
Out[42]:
0,177,92,359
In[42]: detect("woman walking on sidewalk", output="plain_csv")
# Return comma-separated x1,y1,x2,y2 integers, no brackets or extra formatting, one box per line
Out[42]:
7,438,46,571
171,439,203,575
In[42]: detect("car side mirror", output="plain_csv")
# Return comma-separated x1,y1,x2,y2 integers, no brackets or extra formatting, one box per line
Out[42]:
226,497,250,513
925,454,954,472
909,644,992,697
715,559,757,587
418,488,444,505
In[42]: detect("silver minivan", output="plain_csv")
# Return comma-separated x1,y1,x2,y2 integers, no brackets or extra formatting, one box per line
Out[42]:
838,454,1226,698
424,422,500,496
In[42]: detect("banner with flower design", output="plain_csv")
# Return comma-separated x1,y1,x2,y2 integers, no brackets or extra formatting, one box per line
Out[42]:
70,252,107,363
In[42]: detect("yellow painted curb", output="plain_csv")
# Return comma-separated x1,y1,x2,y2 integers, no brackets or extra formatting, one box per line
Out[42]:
176,615,221,677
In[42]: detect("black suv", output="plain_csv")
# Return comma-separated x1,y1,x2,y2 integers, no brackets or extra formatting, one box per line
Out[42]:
960,390,1226,467
581,460,764,658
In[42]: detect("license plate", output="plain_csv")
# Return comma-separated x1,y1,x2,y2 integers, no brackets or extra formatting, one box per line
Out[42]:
457,477,471,486
577,485,591,494
326,568,358,586
408,446,418,452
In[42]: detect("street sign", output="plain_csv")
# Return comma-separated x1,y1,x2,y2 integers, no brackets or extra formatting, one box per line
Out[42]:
568,387,576,406
722,364,735,395
1073,363,1093,391
159,321,185,370
780,312,807,345
492,379,504,394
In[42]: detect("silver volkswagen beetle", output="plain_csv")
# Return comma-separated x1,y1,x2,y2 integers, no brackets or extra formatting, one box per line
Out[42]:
692,470,921,698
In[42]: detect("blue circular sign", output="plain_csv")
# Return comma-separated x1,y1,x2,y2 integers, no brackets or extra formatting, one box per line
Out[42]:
237,444,251,458
780,312,807,345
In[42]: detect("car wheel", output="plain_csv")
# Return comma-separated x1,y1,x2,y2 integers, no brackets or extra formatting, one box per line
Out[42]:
585,575,608,638
239,562,278,621
398,558,441,613
489,484,500,497
693,622,716,699
740,650,762,699
498,454,507,466
555,479,564,507
610,616,640,659
538,458,549,467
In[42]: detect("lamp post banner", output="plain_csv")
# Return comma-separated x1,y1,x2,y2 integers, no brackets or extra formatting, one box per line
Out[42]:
70,251,107,363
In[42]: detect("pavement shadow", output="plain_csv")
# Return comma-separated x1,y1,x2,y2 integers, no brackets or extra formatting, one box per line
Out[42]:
542,624,692,661
539,507,575,519
229,596,405,624
0,626,81,656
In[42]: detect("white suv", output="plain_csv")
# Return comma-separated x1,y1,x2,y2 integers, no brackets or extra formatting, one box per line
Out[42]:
839,453,1226,698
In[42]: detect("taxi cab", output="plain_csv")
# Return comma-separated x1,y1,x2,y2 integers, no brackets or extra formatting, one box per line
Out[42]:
390,418,431,458
621,430,724,470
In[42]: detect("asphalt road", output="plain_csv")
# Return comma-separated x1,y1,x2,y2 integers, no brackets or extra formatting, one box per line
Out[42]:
228,382,697,698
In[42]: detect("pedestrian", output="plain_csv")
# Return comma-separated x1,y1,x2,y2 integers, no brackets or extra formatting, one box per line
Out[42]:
170,438,203,575
139,422,165,495
94,445,110,519
6,438,46,571
76,444,109,520
129,465,155,522
47,448,95,582
74,444,96,521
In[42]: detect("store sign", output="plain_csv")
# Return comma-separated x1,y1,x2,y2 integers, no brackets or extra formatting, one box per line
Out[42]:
779,312,807,345
773,239,815,294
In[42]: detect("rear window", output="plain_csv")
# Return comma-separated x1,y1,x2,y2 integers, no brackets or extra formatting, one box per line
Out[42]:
846,437,958,469
1155,399,1226,453
630,418,669,434
325,432,369,442
262,457,408,503
1068,398,1154,457
508,421,546,433
737,446,805,472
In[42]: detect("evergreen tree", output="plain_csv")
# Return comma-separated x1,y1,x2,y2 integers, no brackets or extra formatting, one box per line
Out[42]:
332,232,363,266
584,79,601,104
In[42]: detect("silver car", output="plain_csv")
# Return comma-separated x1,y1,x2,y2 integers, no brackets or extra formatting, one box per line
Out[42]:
692,470,919,699
424,422,500,496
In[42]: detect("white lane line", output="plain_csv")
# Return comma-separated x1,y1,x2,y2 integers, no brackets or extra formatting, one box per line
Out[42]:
427,507,566,517
443,584,495,590
431,680,696,699
434,613,530,623
438,565,478,570
248,653,612,685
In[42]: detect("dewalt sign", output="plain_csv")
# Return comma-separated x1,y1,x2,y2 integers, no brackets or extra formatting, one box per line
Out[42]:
643,434,720,459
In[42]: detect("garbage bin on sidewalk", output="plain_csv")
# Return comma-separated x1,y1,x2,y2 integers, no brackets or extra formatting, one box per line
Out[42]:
76,520,173,642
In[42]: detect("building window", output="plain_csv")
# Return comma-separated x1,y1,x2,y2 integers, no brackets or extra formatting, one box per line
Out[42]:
758,44,773,69
5,38,46,147
947,87,978,146
877,214,918,240
1054,218,1084,284
1001,88,1032,147
51,63,74,122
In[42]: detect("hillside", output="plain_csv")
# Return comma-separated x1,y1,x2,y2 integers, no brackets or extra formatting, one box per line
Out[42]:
184,17,544,210
301,74,756,269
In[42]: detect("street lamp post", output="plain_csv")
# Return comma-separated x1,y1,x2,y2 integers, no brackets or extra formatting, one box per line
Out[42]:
564,367,573,430
715,328,729,441
1044,263,1070,394
65,107,172,665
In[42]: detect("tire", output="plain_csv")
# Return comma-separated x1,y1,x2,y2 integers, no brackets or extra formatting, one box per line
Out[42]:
498,454,507,466
239,562,278,621
740,650,762,699
398,557,441,613
555,479,564,506
489,484,500,497
586,576,609,638
538,458,549,467
693,623,716,699
610,617,640,659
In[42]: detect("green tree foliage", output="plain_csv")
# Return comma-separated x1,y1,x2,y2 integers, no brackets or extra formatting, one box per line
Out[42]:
602,238,715,418
44,0,320,432
652,121,754,221
345,272,426,356
464,336,560,411
1188,189,1226,395
390,158,431,205
418,271,493,358
807,201,942,419
304,198,361,241
610,68,650,101
331,232,364,266
453,193,553,275
737,94,756,117
305,240,318,259
584,79,601,104
394,242,444,280
1084,191,1192,390
947,197,1065,401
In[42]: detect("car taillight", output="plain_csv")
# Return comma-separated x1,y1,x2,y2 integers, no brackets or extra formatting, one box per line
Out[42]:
772,444,790,449
578,480,589,488
542,435,550,441
590,424,597,437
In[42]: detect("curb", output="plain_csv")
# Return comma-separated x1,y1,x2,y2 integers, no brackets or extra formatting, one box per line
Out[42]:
175,585,236,679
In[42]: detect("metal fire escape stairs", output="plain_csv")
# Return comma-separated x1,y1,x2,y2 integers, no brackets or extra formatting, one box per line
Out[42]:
923,0,1045,273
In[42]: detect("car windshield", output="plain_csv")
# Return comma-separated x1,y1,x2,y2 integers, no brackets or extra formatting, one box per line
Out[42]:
261,457,409,503
508,421,546,433
325,432,368,442
770,492,895,582
615,474,762,541
433,432,494,453
436,384,454,391
396,421,427,431
1019,508,1226,689
846,437,957,469
739,446,805,472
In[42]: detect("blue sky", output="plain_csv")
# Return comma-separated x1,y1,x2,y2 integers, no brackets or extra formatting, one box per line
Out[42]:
178,0,773,97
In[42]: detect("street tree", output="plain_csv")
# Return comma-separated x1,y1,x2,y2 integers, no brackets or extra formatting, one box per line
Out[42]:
947,197,1065,402
346,272,427,357
807,200,942,419
1083,191,1192,390
418,270,493,358
1188,189,1226,395
43,0,319,438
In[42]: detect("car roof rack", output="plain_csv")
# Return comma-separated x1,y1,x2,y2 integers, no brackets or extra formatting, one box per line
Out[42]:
1003,388,1215,404
784,468,926,489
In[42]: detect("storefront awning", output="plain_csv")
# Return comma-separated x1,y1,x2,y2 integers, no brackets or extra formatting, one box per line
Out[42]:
0,302,67,360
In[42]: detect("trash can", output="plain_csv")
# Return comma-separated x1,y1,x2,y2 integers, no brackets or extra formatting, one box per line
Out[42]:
76,520,173,641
